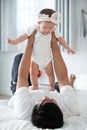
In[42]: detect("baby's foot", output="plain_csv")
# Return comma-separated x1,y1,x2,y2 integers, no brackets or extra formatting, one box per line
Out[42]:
50,86,55,91
29,86,38,91
69,74,76,86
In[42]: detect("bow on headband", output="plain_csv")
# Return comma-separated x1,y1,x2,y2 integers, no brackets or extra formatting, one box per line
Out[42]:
37,12,61,24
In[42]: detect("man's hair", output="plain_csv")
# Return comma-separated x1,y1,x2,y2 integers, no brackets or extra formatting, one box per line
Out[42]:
39,8,55,17
31,102,64,129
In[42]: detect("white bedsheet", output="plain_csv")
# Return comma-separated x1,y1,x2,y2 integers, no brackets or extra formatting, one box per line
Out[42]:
0,74,87,130
0,90,87,130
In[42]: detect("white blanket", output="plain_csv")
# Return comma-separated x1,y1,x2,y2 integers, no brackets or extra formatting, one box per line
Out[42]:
0,74,87,130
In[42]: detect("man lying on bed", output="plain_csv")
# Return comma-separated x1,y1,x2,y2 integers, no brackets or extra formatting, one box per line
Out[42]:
12,31,80,129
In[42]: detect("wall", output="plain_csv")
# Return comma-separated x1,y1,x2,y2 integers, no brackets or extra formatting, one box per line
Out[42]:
0,0,87,95
0,50,87,96
62,50,87,74
69,0,87,51
0,51,23,95
76,0,87,50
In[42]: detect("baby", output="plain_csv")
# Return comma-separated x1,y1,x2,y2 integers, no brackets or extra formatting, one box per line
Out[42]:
8,8,75,91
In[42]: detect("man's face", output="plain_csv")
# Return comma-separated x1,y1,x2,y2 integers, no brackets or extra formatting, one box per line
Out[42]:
39,21,55,35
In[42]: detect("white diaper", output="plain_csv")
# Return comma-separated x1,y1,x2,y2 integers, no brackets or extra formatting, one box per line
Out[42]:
34,57,52,71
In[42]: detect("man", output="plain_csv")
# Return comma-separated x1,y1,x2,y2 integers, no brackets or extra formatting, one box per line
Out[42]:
13,31,80,129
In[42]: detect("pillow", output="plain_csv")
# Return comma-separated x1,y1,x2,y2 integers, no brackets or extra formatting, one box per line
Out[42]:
73,74,87,91
73,74,87,114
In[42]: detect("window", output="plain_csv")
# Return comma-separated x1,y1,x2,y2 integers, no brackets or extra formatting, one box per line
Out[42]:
16,0,55,50
0,0,55,51
56,0,70,50
0,0,1,50
0,0,17,51
0,0,70,51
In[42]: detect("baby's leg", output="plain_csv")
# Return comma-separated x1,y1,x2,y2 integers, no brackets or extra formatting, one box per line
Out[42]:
30,61,38,90
45,61,55,91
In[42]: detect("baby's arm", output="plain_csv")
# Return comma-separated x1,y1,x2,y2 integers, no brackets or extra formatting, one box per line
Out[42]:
57,37,76,54
7,33,28,45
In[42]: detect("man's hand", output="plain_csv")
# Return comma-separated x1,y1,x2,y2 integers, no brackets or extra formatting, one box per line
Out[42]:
28,30,37,47
51,32,58,49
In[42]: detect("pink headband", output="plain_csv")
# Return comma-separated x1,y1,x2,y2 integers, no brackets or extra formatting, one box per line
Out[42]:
37,12,61,25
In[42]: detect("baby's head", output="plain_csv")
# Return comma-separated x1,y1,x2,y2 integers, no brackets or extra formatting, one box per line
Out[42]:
38,9,57,35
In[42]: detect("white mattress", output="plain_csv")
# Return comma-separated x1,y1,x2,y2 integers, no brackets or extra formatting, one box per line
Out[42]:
0,74,87,130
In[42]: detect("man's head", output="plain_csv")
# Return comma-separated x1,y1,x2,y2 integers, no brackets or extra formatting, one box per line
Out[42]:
38,8,57,35
31,97,64,129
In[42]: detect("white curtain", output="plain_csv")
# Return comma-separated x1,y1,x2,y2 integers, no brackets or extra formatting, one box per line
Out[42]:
56,0,70,50
1,0,17,51
16,0,55,50
1,0,55,51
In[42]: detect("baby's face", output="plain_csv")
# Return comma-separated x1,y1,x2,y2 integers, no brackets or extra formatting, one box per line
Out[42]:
38,21,55,35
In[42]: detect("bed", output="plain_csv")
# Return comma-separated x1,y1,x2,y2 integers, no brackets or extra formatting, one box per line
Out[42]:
0,74,87,130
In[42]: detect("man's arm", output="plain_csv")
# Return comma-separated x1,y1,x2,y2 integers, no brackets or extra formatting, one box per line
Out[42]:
16,31,36,89
51,32,70,89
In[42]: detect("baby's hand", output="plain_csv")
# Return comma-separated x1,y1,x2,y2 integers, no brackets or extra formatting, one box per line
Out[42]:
67,47,76,55
7,38,14,44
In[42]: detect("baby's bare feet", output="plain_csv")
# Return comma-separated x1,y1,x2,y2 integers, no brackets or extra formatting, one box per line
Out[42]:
29,86,38,91
69,74,76,86
50,86,55,91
